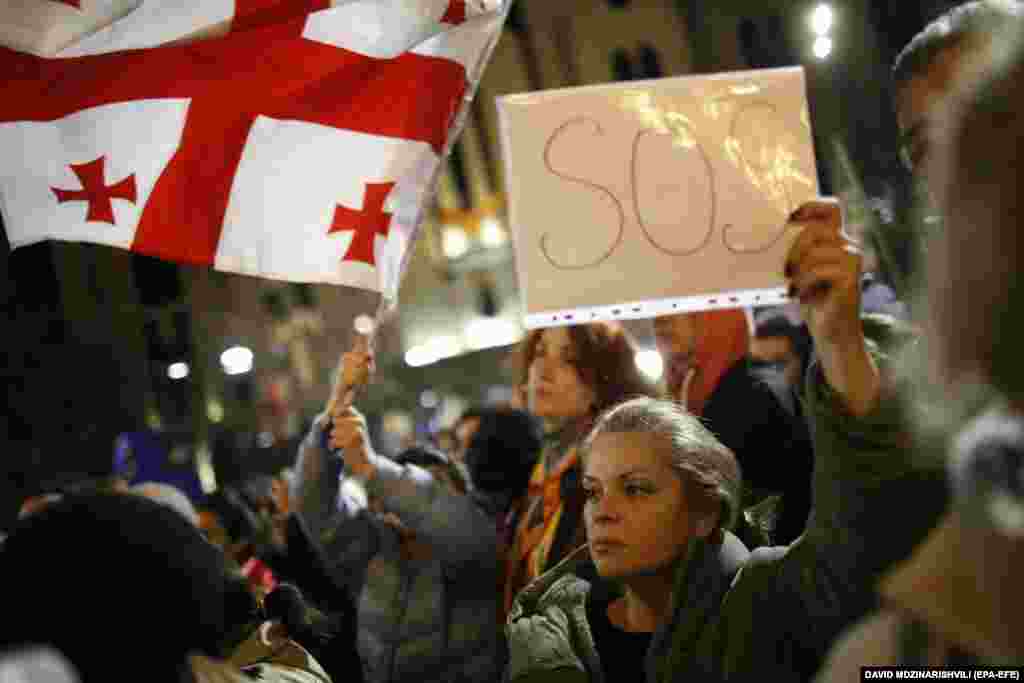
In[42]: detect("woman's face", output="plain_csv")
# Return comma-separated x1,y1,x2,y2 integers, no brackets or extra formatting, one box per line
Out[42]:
583,431,709,581
527,327,597,422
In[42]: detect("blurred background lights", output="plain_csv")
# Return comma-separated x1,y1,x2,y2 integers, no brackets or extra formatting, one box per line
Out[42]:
813,35,833,59
634,349,664,382
479,217,508,248
167,362,189,380
464,316,522,350
206,399,225,423
404,345,435,368
404,335,464,367
353,314,375,336
220,345,254,375
442,224,470,259
810,4,833,36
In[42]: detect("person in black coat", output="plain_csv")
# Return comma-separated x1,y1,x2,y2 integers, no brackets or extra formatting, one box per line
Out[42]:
653,309,815,545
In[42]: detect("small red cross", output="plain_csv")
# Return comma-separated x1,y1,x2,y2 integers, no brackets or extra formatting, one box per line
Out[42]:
3,5,467,266
51,156,137,224
441,0,466,24
329,181,395,267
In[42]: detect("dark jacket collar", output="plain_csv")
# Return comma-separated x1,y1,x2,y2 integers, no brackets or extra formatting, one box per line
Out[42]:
646,532,749,682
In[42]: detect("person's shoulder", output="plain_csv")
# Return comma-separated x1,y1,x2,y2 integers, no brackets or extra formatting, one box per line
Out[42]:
515,568,591,620
723,543,791,599
814,610,902,681
510,547,593,621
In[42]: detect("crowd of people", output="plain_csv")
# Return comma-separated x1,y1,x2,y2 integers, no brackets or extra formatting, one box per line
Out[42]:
4,1,1024,680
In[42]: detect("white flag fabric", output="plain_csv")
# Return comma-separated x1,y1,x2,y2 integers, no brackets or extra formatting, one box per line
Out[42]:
0,0,507,299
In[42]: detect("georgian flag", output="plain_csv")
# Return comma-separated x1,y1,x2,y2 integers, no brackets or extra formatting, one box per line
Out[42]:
0,1,506,298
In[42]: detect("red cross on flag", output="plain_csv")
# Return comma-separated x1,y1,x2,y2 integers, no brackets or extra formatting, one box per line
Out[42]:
0,0,506,298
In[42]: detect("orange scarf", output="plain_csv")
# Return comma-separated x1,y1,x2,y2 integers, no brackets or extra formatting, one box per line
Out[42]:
503,446,578,615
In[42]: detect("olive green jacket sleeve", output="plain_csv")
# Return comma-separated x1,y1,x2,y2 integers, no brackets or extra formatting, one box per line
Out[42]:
719,340,949,680
658,333,950,682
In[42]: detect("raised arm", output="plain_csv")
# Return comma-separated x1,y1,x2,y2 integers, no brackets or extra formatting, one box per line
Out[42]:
764,199,947,656
290,344,382,595
331,406,498,575
783,199,944,552
786,199,880,419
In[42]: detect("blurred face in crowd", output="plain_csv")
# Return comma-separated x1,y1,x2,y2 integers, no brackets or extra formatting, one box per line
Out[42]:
750,334,800,388
925,57,1024,395
527,327,597,423
583,431,710,581
896,39,994,186
653,314,698,400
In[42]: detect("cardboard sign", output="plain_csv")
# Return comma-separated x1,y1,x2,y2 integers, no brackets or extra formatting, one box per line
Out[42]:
498,67,818,328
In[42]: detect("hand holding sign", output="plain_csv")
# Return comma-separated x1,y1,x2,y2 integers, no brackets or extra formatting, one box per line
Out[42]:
499,67,819,328
784,198,878,418
784,198,863,348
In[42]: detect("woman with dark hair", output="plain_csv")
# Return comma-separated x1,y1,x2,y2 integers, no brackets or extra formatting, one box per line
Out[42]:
503,322,657,617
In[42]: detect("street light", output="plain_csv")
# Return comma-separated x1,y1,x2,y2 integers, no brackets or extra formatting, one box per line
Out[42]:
810,4,833,36
635,349,664,382
220,345,254,375
813,35,833,60
167,362,190,380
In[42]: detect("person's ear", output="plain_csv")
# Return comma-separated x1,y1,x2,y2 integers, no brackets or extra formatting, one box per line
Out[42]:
692,509,719,540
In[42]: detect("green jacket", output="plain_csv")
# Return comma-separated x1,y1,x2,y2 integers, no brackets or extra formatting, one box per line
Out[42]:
506,336,948,683
504,546,603,683
505,534,749,683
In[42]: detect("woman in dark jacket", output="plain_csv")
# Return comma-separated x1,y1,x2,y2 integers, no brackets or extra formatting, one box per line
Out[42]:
507,200,947,683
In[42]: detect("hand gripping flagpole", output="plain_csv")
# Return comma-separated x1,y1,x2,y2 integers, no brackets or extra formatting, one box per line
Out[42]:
328,0,512,417
326,313,377,418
